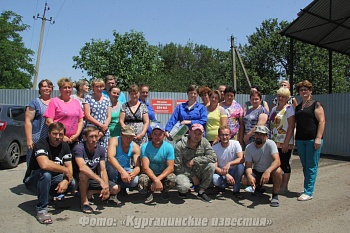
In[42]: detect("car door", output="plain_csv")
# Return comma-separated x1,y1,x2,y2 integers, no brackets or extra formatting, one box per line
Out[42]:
8,106,27,156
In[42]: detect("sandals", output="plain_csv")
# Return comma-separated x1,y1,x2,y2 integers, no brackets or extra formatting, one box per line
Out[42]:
36,212,53,224
270,197,279,207
81,204,94,214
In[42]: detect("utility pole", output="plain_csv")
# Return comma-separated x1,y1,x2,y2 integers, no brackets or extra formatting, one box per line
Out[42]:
32,2,54,90
230,36,237,91
230,35,251,91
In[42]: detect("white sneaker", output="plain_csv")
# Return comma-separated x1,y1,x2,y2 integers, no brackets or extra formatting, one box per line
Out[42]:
244,186,255,193
297,193,313,201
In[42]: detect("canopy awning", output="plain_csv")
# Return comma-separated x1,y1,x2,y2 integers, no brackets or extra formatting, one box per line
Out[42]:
281,0,350,56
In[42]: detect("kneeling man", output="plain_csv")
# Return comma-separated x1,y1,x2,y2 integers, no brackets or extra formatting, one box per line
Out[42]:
175,124,216,203
242,125,282,207
139,123,176,203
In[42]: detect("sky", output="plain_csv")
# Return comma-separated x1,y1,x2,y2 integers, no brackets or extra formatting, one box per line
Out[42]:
1,0,312,89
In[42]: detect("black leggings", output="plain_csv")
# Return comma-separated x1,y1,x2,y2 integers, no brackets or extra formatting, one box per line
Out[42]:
278,148,292,173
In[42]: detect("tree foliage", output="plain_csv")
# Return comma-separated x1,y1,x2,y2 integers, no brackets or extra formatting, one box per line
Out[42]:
239,18,350,94
72,30,161,90
156,42,232,92
72,20,350,94
0,11,35,89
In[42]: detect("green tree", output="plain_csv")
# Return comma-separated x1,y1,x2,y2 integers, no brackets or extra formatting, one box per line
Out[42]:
239,18,350,94
156,42,232,92
73,30,161,90
238,19,290,94
0,11,35,89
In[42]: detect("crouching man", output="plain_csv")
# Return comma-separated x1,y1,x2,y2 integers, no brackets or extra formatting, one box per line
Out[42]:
23,122,76,224
107,126,141,193
73,126,120,214
175,124,216,203
139,123,176,203
242,125,283,207
212,125,245,199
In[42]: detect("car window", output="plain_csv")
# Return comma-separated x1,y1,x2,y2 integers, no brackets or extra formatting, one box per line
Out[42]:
9,107,26,122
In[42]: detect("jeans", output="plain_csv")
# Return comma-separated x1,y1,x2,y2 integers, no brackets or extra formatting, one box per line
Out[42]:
296,139,323,196
212,163,245,192
24,170,76,213
107,165,139,188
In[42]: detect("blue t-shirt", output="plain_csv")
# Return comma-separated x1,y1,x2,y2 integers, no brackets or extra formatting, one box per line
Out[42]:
102,90,126,103
115,136,134,168
141,141,174,175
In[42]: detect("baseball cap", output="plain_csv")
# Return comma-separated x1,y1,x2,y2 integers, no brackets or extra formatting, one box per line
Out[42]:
121,126,136,136
255,125,269,134
152,123,165,132
191,124,204,133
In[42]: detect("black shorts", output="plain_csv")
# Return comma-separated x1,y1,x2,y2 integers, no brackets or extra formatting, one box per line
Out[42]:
76,177,117,191
252,169,273,185
88,179,117,190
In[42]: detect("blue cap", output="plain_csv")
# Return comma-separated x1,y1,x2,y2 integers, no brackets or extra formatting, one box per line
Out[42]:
152,123,165,132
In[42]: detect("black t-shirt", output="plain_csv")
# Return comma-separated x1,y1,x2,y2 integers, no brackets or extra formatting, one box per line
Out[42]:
24,138,72,179
295,100,320,140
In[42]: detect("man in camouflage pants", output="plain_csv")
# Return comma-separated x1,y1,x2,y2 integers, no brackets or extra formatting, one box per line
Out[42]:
139,123,176,203
175,124,216,203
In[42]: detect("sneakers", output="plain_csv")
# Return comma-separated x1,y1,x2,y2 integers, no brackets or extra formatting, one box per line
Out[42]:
178,192,187,199
161,190,170,200
297,193,313,201
145,191,153,203
197,192,212,203
244,186,255,193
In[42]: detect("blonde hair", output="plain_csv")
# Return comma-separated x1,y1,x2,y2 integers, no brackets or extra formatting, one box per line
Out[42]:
279,80,290,88
91,78,105,87
209,89,221,100
277,87,291,98
57,77,73,88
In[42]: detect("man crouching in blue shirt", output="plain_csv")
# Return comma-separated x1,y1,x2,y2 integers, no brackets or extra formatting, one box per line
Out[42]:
139,123,176,203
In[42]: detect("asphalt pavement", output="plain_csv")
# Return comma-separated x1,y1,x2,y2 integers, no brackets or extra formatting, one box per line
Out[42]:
0,154,349,233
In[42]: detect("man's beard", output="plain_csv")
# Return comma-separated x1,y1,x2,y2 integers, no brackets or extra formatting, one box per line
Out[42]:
255,138,263,145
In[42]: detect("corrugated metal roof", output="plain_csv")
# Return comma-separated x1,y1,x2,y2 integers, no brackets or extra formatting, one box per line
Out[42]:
281,0,350,56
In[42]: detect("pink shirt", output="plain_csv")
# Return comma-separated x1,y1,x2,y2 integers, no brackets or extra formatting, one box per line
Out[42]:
43,97,84,137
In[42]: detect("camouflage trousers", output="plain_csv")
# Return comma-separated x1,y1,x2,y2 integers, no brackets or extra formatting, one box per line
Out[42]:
177,162,215,192
139,173,177,191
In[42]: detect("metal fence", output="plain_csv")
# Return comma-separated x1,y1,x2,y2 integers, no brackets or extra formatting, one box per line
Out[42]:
0,89,348,157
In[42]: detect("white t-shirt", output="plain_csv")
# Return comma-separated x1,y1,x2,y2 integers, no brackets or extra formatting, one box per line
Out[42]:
212,140,242,168
245,139,278,172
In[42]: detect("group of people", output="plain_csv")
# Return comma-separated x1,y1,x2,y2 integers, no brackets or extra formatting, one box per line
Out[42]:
22,77,325,224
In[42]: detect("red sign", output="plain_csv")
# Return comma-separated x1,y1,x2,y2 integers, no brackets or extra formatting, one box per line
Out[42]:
176,99,188,106
150,99,173,114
